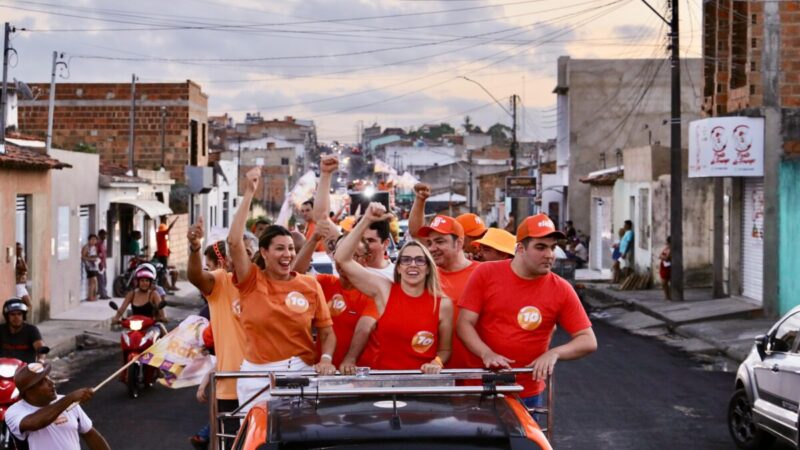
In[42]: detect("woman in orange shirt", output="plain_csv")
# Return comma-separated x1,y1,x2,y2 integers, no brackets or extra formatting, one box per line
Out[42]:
227,167,336,412
334,202,452,374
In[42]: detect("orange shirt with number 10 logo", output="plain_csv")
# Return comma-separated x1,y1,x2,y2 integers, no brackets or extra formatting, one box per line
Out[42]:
234,264,333,366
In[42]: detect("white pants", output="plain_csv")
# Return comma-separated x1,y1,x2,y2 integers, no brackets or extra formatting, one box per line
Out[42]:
236,357,311,414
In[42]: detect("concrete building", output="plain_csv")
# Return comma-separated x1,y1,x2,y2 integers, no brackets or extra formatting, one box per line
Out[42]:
552,57,703,238
702,0,800,315
0,138,69,322
18,81,209,181
49,148,100,315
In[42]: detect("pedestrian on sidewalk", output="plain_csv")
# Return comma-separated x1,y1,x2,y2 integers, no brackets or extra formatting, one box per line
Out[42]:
659,237,672,300
5,362,110,450
96,230,110,300
15,269,32,309
81,234,100,302
156,216,179,290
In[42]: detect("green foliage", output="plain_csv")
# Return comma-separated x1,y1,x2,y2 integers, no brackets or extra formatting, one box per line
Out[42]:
487,123,513,144
73,142,98,154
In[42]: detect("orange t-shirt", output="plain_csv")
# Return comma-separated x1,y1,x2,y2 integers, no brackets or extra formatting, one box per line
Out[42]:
156,223,170,257
459,260,592,397
438,260,482,369
369,284,440,370
303,221,325,252
205,270,247,400
315,274,379,367
234,264,333,366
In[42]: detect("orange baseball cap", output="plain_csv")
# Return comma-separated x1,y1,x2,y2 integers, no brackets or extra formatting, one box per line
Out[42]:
418,215,465,239
471,228,516,256
456,213,488,238
516,214,566,242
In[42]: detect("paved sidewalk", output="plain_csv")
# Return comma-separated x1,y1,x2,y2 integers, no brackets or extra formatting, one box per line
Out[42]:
40,280,203,358
583,284,775,363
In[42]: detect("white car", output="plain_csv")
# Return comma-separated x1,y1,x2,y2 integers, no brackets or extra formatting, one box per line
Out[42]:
728,305,800,449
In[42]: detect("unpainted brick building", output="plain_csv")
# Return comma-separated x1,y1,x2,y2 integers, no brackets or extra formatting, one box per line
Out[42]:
18,81,209,181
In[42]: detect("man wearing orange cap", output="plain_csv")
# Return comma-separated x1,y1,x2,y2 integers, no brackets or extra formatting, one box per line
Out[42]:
455,213,487,258
457,213,597,415
472,228,516,261
409,183,481,369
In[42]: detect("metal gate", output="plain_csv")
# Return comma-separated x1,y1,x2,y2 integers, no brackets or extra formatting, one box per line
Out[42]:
741,178,764,302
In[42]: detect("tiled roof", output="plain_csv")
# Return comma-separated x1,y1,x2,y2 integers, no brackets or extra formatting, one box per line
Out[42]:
579,168,624,185
0,142,70,171
99,162,148,184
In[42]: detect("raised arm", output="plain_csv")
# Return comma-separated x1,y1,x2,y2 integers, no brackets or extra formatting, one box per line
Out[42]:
408,183,431,238
292,218,339,273
187,216,216,295
334,203,393,311
19,388,94,433
313,155,338,222
228,167,261,281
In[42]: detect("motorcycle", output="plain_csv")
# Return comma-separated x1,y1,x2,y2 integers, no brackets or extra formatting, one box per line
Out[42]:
109,301,167,399
112,254,170,298
0,347,50,450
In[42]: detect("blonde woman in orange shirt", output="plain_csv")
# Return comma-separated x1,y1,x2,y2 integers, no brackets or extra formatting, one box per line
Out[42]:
227,167,336,412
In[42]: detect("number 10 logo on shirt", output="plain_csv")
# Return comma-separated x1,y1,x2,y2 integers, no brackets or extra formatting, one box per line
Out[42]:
285,292,310,313
329,294,347,316
517,306,542,331
411,331,435,353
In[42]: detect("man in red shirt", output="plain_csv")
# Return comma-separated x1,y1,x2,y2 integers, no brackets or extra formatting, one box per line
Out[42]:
409,183,481,369
156,216,178,290
457,213,597,412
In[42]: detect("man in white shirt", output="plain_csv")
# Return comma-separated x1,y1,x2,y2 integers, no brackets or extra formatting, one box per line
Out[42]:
5,362,110,450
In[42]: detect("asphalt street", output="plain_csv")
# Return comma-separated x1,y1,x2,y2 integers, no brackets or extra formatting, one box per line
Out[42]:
56,319,788,449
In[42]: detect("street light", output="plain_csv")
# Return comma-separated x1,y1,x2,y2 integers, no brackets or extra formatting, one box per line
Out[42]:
459,76,520,222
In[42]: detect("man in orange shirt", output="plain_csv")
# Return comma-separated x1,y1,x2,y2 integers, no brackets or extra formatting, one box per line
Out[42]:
156,216,179,290
458,214,597,416
408,183,481,369
456,213,487,258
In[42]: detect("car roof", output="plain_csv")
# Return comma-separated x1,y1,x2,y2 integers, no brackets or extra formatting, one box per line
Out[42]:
266,394,530,445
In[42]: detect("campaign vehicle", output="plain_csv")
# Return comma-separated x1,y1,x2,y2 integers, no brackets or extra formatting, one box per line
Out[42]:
728,305,800,449
211,369,552,450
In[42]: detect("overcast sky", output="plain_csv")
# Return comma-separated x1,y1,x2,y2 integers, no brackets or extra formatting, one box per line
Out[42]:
2,0,702,142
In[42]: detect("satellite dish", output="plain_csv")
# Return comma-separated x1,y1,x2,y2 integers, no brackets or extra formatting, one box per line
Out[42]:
14,79,35,100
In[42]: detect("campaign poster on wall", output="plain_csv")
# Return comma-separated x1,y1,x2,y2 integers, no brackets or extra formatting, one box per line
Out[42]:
688,117,765,178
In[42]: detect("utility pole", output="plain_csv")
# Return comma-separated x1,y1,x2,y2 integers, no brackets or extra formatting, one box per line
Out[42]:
237,135,242,196
639,0,683,301
0,23,13,143
669,0,684,302
46,51,67,154
510,94,519,225
160,106,167,170
468,150,474,213
127,74,137,176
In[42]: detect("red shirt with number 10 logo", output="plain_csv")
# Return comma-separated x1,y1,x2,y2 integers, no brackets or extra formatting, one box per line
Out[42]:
459,259,591,397
369,283,441,370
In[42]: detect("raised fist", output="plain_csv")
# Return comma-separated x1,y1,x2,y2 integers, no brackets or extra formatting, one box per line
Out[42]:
244,167,261,193
320,155,339,174
187,216,204,247
414,183,431,201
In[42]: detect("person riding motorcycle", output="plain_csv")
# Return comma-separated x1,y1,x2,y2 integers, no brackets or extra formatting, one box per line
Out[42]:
0,298,46,363
112,265,167,328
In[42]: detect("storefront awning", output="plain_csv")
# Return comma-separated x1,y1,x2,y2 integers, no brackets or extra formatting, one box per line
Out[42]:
111,198,173,218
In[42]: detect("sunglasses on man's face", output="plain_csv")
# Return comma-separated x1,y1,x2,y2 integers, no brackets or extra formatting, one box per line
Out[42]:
398,255,428,266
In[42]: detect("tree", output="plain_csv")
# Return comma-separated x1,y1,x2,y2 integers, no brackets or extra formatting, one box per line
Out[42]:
462,116,474,133
487,123,512,144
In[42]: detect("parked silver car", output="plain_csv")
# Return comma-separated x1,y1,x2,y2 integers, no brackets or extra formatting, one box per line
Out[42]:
728,305,800,449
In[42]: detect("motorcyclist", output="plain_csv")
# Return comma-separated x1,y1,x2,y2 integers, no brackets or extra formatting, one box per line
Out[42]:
112,265,167,327
0,298,46,363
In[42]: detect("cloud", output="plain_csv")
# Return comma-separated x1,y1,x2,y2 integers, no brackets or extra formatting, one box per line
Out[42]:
1,0,696,141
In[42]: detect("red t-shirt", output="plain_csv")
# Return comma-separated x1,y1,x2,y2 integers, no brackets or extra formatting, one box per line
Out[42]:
438,261,482,369
459,260,591,397
370,284,440,370
315,274,379,367
156,224,170,257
